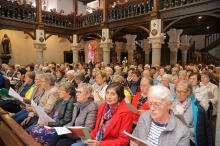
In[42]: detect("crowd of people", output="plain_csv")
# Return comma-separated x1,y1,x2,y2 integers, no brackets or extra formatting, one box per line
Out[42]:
0,60,219,146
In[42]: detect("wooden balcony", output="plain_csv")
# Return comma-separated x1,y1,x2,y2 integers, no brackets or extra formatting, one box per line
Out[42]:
0,0,219,41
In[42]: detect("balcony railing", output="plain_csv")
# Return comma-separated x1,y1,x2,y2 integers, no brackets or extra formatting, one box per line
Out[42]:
159,0,204,10
76,10,103,28
42,11,74,28
108,0,153,21
0,0,37,22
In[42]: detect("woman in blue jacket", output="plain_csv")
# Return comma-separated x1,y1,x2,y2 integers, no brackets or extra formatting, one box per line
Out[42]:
172,80,214,146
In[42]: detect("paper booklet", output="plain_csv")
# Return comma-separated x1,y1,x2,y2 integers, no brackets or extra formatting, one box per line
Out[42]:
126,103,138,114
32,105,56,122
8,87,27,105
50,126,91,140
123,130,152,146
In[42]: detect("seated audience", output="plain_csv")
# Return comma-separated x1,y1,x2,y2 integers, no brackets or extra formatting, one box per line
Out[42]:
49,83,98,146
132,77,153,122
89,68,99,85
132,85,190,146
28,82,75,145
21,73,59,129
161,74,175,95
0,71,35,113
127,69,141,95
171,67,179,84
71,82,133,146
172,80,214,146
12,73,43,123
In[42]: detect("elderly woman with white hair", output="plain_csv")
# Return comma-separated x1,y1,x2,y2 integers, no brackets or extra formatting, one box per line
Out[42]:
162,74,175,95
131,85,190,146
66,70,75,83
172,80,214,146
178,70,187,81
105,67,113,84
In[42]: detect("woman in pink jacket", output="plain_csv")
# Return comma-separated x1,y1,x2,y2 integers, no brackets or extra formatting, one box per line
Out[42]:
71,82,133,146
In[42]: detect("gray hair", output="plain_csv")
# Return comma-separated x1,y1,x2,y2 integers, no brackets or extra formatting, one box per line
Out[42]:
74,71,85,81
59,82,74,94
148,85,173,102
67,70,75,76
78,83,93,94
179,70,186,76
105,67,113,75
93,68,100,72
142,70,151,77
35,73,42,79
172,67,179,72
41,73,56,86
174,80,193,96
162,74,172,82
140,77,154,86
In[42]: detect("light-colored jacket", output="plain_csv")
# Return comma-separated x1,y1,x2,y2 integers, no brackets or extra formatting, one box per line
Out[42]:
200,82,219,115
28,86,59,117
132,111,190,146
193,85,209,111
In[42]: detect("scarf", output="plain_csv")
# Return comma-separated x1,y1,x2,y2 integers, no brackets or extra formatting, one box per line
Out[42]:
93,82,107,94
95,103,119,141
173,97,191,114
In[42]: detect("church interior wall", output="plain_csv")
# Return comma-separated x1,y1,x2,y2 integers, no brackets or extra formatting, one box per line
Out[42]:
0,29,71,65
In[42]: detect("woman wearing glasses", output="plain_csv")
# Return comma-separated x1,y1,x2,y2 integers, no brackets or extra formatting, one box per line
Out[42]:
71,82,133,146
28,82,75,145
49,83,98,146
131,85,190,146
172,80,214,146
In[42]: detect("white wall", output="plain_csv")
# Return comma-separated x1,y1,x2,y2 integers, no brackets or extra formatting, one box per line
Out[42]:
0,29,72,65
48,0,57,12
209,44,220,59
191,35,205,50
57,0,73,15
78,1,86,15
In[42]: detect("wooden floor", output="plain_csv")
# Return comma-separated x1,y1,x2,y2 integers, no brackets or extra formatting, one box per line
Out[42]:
0,137,6,146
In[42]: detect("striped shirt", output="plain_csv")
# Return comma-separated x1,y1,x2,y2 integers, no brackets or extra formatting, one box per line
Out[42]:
147,120,167,146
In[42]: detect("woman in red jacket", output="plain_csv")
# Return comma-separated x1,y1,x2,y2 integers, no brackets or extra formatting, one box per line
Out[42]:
131,77,153,122
71,82,133,146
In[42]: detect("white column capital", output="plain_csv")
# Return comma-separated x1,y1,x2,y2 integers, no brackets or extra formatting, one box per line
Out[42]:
124,34,137,46
34,43,46,51
181,35,192,46
180,45,189,53
148,36,164,49
142,39,151,54
168,42,180,52
100,42,113,52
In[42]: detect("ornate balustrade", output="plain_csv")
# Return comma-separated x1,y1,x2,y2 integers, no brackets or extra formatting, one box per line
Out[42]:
159,0,205,10
0,0,37,22
108,0,153,21
42,11,74,28
76,10,103,29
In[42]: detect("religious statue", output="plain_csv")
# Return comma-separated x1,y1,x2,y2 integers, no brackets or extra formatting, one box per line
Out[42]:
1,34,11,54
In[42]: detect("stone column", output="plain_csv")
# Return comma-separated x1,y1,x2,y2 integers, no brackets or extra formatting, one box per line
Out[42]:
115,42,123,61
100,29,113,66
71,34,81,64
167,29,182,65
180,35,192,66
34,43,46,65
95,39,102,62
124,34,137,65
142,39,151,64
148,19,164,66
80,40,90,63
34,30,46,65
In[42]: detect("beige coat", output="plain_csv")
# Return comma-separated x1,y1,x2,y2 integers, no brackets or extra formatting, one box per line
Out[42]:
28,86,59,117
200,82,219,115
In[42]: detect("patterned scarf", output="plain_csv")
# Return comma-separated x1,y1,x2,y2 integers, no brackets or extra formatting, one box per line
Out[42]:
173,97,191,114
95,103,119,141
137,95,147,109
93,82,107,94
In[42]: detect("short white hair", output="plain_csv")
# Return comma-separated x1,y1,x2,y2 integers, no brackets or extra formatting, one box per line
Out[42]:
105,67,113,74
67,70,75,76
148,85,173,102
162,74,172,82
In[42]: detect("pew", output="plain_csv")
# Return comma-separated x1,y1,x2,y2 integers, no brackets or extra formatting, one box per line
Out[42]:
0,108,40,146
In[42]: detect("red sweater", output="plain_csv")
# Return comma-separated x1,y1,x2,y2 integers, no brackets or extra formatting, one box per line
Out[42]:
131,92,150,122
